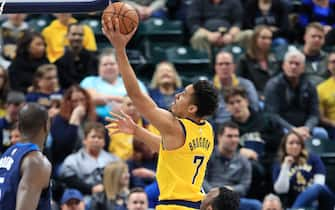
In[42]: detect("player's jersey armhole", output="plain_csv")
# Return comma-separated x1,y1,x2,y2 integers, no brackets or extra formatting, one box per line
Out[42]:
161,120,187,150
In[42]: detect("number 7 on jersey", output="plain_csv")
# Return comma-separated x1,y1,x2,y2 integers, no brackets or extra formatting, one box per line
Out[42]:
192,155,204,184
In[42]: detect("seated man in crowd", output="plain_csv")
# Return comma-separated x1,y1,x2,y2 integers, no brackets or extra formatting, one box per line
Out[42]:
262,194,283,210
264,48,328,140
127,187,149,210
59,122,118,201
204,121,261,210
301,22,329,86
212,51,259,130
60,188,85,210
187,0,243,53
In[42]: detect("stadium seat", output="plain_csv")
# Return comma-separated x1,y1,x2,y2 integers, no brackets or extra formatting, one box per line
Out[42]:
28,17,51,32
165,46,212,82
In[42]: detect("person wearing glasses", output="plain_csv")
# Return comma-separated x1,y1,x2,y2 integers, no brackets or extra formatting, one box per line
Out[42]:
317,52,335,140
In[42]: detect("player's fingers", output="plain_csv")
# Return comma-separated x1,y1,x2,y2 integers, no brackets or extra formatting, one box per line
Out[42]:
120,110,131,121
105,124,118,129
108,130,121,135
113,18,120,33
109,112,125,121
105,117,118,123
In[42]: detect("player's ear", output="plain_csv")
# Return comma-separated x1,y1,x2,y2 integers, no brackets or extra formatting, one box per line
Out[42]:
188,104,198,115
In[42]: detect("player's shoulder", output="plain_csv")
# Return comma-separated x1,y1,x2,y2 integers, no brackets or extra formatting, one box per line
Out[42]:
21,151,51,175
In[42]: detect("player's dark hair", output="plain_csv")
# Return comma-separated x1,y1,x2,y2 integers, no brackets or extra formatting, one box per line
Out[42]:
217,121,239,136
18,103,48,136
192,80,218,118
212,187,240,210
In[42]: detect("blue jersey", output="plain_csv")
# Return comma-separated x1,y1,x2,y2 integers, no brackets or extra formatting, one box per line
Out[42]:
0,143,51,210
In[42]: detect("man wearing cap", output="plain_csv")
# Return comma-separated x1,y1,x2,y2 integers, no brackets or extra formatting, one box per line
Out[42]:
61,189,85,210
0,90,25,154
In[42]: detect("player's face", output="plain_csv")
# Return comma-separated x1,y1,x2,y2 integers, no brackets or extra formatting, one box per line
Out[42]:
200,188,219,210
127,192,148,210
218,127,239,153
83,129,105,154
170,84,195,118
285,134,303,158
262,200,282,210
99,55,119,83
226,95,249,119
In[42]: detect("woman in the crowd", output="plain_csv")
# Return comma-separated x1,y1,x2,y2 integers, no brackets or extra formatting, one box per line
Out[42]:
273,131,335,209
0,65,10,117
8,31,49,93
91,161,130,210
49,85,97,174
149,61,183,110
237,25,279,98
26,63,63,118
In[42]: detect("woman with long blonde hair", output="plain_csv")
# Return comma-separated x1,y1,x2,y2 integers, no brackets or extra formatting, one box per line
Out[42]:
91,161,130,210
149,61,183,110
272,131,335,209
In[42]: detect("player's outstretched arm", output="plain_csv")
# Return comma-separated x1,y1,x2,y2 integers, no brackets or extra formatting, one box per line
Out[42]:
102,19,182,142
16,152,51,210
106,111,161,152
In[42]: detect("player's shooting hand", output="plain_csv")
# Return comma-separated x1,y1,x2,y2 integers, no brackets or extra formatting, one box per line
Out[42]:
105,110,137,135
101,18,137,50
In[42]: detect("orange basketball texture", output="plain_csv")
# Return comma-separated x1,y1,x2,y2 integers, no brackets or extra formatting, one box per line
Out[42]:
102,2,139,35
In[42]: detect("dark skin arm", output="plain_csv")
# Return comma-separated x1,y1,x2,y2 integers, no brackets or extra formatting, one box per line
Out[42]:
16,151,51,210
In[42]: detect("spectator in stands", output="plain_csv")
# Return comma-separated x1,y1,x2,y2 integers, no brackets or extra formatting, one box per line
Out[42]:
200,187,240,210
243,0,289,44
60,188,85,210
49,85,97,173
1,14,29,62
264,48,328,140
237,25,279,97
9,122,21,145
262,194,283,210
317,52,335,139
55,23,98,89
0,91,25,154
204,121,262,210
187,0,243,53
301,22,329,86
121,0,167,20
26,64,62,107
127,188,149,210
273,131,335,209
0,65,10,117
80,48,147,119
149,61,183,110
42,13,97,62
299,0,335,46
8,31,49,93
90,161,130,210
212,51,259,129
224,86,285,199
60,122,118,199
128,140,157,188
108,96,155,160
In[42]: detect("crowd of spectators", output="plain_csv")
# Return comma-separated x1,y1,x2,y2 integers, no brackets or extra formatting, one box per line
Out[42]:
1,0,335,209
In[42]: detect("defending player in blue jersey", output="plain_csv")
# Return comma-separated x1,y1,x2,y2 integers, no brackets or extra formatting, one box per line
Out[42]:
0,103,51,210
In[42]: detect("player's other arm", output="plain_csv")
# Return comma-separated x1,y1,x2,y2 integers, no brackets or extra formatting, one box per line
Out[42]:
102,19,184,149
16,152,51,210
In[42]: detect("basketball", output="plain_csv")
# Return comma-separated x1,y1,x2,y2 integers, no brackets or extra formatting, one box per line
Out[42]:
102,2,139,35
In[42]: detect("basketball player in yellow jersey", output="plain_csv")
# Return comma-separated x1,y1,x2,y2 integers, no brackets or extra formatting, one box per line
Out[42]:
102,19,218,210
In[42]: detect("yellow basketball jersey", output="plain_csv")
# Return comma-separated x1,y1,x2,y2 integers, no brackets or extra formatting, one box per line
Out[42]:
156,118,214,203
